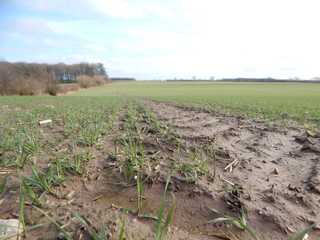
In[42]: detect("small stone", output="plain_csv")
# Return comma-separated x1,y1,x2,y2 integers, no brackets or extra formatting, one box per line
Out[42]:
66,190,75,198
0,219,22,240
273,168,280,175
106,162,118,167
266,194,276,203
39,119,52,125
287,227,294,233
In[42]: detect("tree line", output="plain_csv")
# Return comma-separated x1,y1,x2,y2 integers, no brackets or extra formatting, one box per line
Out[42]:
0,61,109,95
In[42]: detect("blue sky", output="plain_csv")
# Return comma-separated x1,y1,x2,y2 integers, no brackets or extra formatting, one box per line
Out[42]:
1,0,320,80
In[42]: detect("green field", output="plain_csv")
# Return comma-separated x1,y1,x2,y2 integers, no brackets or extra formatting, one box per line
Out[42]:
0,81,319,239
71,81,320,132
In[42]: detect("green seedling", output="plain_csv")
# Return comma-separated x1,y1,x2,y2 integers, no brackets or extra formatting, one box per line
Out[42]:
19,164,65,194
71,211,132,240
54,156,66,180
73,155,85,175
11,139,31,168
34,206,73,240
78,123,102,146
116,134,150,184
186,147,208,175
208,205,260,240
155,169,175,240
21,127,39,158
0,152,13,168
62,160,85,175
174,161,198,182
13,152,29,168
0,131,15,152
137,172,143,214
0,173,9,195
143,105,173,137
21,181,42,207
70,212,106,240
118,218,126,240
19,190,26,237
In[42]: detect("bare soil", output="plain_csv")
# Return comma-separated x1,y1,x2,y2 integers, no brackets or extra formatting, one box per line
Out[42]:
140,99,320,240
1,99,319,240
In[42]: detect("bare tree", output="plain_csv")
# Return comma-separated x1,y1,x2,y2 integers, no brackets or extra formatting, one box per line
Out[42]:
0,61,109,95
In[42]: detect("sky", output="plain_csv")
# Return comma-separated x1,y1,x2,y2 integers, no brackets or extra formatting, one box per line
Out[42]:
1,0,320,80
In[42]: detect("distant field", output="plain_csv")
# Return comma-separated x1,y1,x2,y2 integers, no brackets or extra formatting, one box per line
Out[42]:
72,81,320,132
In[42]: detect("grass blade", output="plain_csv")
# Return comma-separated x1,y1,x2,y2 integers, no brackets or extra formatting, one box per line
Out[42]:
137,172,143,213
34,206,73,240
208,217,260,240
208,217,232,224
21,181,41,206
100,224,106,240
0,224,20,228
0,173,9,195
70,211,101,240
155,181,168,239
155,168,174,240
290,221,319,240
18,191,26,238
25,223,46,231
160,193,175,240
118,220,125,240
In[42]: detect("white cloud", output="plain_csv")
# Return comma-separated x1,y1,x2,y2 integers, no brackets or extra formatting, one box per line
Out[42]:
12,17,53,36
84,44,106,52
2,0,320,79
91,0,144,19
10,0,93,16
30,55,105,65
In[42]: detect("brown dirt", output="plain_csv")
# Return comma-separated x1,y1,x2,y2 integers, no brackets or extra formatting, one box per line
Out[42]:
139,99,320,240
0,99,319,239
